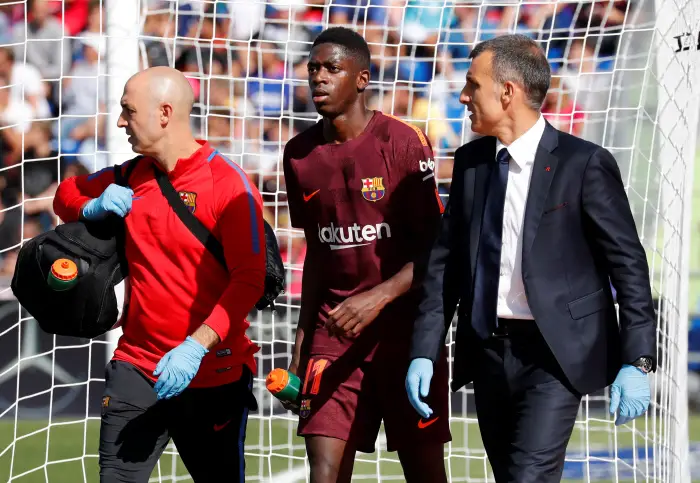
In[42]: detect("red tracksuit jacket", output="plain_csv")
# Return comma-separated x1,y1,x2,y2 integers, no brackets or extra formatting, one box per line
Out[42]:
53,141,266,387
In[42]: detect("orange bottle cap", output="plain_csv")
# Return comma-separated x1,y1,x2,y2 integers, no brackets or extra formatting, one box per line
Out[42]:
51,259,78,281
266,368,289,394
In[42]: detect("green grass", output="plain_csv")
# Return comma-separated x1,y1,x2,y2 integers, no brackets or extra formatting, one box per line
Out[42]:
1,413,698,482
687,149,700,311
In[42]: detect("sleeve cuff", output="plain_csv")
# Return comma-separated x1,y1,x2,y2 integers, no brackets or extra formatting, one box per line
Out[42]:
202,308,230,342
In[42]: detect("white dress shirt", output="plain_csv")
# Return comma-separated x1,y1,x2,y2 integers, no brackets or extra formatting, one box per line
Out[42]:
495,115,546,320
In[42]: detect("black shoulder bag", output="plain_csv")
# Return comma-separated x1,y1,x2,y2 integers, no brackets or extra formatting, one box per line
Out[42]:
10,157,140,339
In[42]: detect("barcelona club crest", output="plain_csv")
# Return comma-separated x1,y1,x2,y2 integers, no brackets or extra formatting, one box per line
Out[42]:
361,177,385,202
179,191,197,213
300,399,312,419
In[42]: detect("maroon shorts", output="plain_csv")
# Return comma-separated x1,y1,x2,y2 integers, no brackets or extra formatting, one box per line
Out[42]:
296,348,451,453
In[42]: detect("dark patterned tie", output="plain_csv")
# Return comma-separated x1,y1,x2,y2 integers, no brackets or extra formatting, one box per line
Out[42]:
471,148,510,339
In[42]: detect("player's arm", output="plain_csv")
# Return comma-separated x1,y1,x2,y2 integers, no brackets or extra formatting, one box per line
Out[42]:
325,259,414,337
53,164,133,222
400,128,444,263
377,131,444,308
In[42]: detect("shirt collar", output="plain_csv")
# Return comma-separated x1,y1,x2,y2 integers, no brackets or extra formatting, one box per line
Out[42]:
495,115,546,169
165,139,213,178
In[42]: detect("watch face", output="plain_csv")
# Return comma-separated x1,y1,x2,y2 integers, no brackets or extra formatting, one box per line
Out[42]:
638,357,652,373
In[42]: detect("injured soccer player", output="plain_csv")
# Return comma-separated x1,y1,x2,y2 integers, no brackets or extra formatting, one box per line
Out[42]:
282,26,451,483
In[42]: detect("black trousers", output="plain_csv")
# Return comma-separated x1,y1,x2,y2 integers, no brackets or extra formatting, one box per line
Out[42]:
472,319,581,483
99,360,256,483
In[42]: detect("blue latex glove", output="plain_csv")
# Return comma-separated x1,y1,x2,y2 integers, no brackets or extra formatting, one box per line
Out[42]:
405,358,434,419
153,336,208,400
609,364,651,426
82,184,134,220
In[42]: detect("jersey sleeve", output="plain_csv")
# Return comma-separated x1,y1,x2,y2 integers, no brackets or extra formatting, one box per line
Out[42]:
396,125,444,234
282,144,306,229
201,167,267,342
53,163,124,222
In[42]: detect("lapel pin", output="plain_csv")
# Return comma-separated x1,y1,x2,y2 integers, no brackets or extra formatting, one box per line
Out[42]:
545,166,551,172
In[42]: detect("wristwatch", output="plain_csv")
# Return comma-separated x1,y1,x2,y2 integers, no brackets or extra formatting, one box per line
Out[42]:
632,356,653,374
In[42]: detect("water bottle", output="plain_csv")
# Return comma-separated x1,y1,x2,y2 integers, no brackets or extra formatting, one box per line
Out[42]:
266,368,301,403
47,258,78,291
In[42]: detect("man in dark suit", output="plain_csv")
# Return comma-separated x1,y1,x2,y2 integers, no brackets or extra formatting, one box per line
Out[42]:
404,34,656,482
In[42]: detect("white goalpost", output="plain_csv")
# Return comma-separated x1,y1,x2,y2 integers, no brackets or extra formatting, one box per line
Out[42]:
0,0,699,482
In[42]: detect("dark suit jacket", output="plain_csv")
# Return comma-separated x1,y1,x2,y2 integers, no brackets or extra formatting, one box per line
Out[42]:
410,121,657,396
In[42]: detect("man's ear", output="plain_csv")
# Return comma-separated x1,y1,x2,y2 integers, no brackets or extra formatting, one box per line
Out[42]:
501,80,518,106
357,67,370,92
503,81,516,99
160,103,173,127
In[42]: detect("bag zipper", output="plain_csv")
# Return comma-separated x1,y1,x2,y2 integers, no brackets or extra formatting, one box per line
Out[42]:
55,230,111,259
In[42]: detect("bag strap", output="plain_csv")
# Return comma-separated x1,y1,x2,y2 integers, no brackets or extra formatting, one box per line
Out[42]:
152,165,228,271
113,155,143,187
110,156,143,270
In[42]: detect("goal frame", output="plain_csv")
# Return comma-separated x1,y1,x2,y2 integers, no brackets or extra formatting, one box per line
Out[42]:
1,0,698,481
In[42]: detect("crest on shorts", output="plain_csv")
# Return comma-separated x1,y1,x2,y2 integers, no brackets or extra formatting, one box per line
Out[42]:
179,191,197,213
102,396,110,408
300,399,311,419
361,177,385,202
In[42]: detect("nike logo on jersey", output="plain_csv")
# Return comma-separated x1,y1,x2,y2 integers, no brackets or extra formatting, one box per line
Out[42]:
418,416,439,429
213,420,231,432
303,189,320,202
317,222,392,250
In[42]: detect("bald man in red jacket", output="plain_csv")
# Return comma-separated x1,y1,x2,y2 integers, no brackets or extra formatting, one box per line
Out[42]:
53,66,265,483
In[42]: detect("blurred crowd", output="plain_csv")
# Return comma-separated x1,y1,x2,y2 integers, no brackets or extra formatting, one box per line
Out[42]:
0,0,632,300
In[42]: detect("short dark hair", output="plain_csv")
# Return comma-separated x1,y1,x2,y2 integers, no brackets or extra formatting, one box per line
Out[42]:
312,27,371,71
470,34,551,110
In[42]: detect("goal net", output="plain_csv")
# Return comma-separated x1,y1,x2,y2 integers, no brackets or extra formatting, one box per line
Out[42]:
0,0,699,482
